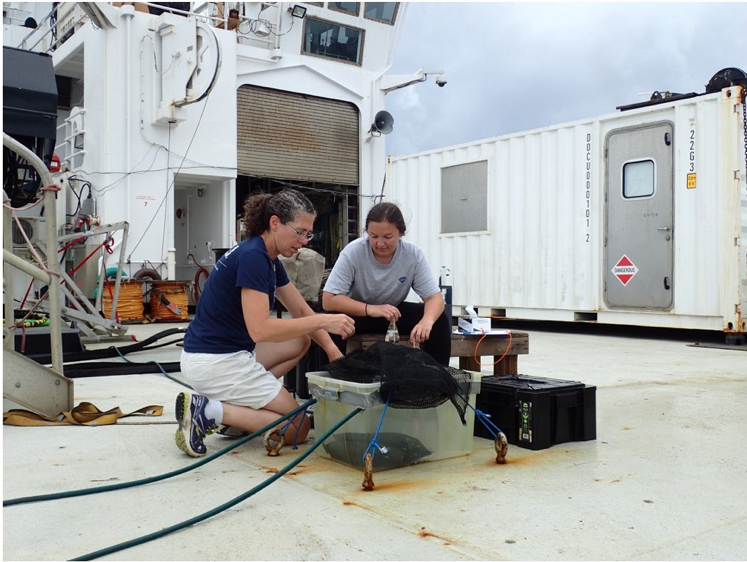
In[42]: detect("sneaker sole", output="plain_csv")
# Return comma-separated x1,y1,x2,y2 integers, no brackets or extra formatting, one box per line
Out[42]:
217,425,250,439
174,392,204,457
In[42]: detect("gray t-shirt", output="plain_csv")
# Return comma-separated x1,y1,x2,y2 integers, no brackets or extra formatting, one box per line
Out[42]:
324,237,440,305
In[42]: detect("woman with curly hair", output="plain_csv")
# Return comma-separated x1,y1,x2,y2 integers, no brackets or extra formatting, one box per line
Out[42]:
175,189,355,457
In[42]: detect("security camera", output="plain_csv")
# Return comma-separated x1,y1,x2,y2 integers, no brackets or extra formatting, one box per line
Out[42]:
435,75,448,87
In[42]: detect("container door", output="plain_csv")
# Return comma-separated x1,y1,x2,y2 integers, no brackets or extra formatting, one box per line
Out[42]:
604,122,674,309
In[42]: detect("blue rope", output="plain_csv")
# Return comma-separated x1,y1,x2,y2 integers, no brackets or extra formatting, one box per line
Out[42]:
466,402,503,440
278,408,309,450
362,394,391,463
112,345,193,389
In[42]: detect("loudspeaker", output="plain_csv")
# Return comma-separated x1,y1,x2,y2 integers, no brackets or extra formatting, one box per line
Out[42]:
370,110,394,135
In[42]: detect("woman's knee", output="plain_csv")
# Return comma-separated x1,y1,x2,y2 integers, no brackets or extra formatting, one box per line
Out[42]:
294,334,311,358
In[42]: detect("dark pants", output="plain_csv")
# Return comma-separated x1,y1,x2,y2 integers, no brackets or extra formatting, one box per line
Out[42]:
331,301,452,366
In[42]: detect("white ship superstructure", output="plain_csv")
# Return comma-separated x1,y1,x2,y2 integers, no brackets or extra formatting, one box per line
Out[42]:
4,1,423,308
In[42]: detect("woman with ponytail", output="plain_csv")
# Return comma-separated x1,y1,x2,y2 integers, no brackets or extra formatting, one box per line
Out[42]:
175,189,355,457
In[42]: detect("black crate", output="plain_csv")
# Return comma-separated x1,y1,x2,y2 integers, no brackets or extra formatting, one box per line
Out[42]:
474,375,596,450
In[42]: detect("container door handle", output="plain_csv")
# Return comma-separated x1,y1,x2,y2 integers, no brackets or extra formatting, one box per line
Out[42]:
663,277,670,290
657,226,671,231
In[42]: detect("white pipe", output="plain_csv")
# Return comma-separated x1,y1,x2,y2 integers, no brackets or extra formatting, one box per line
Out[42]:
167,248,176,280
274,4,282,50
122,6,135,232
3,133,63,372
3,250,52,284
3,205,15,349
186,194,192,260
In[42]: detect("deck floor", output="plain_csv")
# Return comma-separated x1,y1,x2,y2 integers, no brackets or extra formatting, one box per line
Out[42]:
3,322,746,561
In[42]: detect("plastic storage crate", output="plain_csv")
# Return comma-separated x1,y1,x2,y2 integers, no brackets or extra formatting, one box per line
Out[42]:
473,375,596,450
307,370,481,470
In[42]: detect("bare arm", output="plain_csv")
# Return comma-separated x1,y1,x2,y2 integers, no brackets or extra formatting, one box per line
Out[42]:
323,291,400,323
242,286,354,351
410,292,445,343
276,283,349,360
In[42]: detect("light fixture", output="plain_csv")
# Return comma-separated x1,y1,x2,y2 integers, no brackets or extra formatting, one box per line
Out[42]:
289,5,306,18
254,19,271,37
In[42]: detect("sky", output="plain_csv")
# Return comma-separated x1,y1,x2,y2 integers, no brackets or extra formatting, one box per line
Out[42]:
383,1,747,157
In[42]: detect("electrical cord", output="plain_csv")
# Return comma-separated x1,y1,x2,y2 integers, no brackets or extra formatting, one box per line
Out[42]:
68,406,361,561
4,399,317,508
472,329,512,367
188,253,209,305
111,346,187,386
22,327,186,365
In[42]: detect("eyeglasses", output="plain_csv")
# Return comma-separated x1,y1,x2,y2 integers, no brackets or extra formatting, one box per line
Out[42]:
282,222,314,241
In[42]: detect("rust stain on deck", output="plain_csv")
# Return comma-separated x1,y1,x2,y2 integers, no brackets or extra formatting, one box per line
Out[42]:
364,478,436,492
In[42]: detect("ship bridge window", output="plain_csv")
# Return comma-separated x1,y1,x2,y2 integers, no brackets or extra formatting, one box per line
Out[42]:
303,17,363,65
364,3,399,24
328,2,360,16
622,159,655,198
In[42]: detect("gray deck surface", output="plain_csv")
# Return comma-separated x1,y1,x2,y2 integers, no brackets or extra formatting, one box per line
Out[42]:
3,321,746,561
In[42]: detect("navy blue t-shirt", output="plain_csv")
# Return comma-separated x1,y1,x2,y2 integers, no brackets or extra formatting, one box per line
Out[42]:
183,236,289,354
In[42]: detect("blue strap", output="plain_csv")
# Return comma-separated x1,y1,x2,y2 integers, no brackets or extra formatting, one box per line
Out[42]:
278,408,310,450
362,395,391,463
466,402,503,440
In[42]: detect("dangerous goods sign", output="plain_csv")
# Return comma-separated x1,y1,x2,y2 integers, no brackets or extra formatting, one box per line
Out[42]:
612,255,638,286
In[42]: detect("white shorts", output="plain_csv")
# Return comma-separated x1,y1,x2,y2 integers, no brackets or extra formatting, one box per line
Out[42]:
179,349,282,409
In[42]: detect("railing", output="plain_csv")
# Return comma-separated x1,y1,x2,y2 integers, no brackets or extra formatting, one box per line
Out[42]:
55,107,86,171
15,2,277,54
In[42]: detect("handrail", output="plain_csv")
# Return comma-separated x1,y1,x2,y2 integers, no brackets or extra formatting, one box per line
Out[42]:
17,2,271,55
17,4,57,50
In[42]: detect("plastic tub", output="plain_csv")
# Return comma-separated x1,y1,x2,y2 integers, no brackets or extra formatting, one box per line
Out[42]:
307,370,481,470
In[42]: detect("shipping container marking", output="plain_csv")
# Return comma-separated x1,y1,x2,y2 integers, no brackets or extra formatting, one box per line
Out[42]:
612,255,639,286
585,132,592,242
688,126,697,189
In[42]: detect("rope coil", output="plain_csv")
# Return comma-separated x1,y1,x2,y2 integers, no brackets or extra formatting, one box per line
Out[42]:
149,281,189,321
103,281,144,321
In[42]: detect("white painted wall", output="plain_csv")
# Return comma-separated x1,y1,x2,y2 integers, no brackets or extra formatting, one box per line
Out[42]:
41,3,406,282
388,88,747,332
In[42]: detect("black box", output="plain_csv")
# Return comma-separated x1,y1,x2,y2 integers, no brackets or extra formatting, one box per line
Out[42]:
474,375,596,450
14,325,84,357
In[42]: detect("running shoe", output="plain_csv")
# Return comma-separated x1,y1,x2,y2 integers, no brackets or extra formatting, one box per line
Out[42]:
175,392,218,457
216,424,249,439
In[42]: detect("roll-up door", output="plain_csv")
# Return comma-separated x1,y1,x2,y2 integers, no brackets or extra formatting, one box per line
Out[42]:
237,85,360,186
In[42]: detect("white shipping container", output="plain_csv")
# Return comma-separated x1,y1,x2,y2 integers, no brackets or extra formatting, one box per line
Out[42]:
387,85,747,333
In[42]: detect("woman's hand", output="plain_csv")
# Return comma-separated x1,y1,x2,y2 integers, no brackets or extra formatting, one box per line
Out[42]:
320,313,356,339
367,304,400,323
409,319,434,344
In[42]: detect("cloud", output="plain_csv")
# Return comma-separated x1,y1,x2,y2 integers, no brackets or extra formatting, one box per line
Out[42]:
384,2,747,157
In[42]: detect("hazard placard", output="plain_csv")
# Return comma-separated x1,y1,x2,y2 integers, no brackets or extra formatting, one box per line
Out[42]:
612,255,638,286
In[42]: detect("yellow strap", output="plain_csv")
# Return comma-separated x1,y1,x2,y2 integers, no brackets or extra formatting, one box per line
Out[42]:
2,402,163,427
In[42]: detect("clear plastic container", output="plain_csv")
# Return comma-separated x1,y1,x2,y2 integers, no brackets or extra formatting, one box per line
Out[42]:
307,370,481,470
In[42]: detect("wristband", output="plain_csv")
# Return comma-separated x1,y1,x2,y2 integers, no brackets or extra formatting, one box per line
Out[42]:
364,303,368,316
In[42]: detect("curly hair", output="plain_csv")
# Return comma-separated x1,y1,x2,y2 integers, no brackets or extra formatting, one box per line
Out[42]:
365,202,407,235
242,189,316,238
